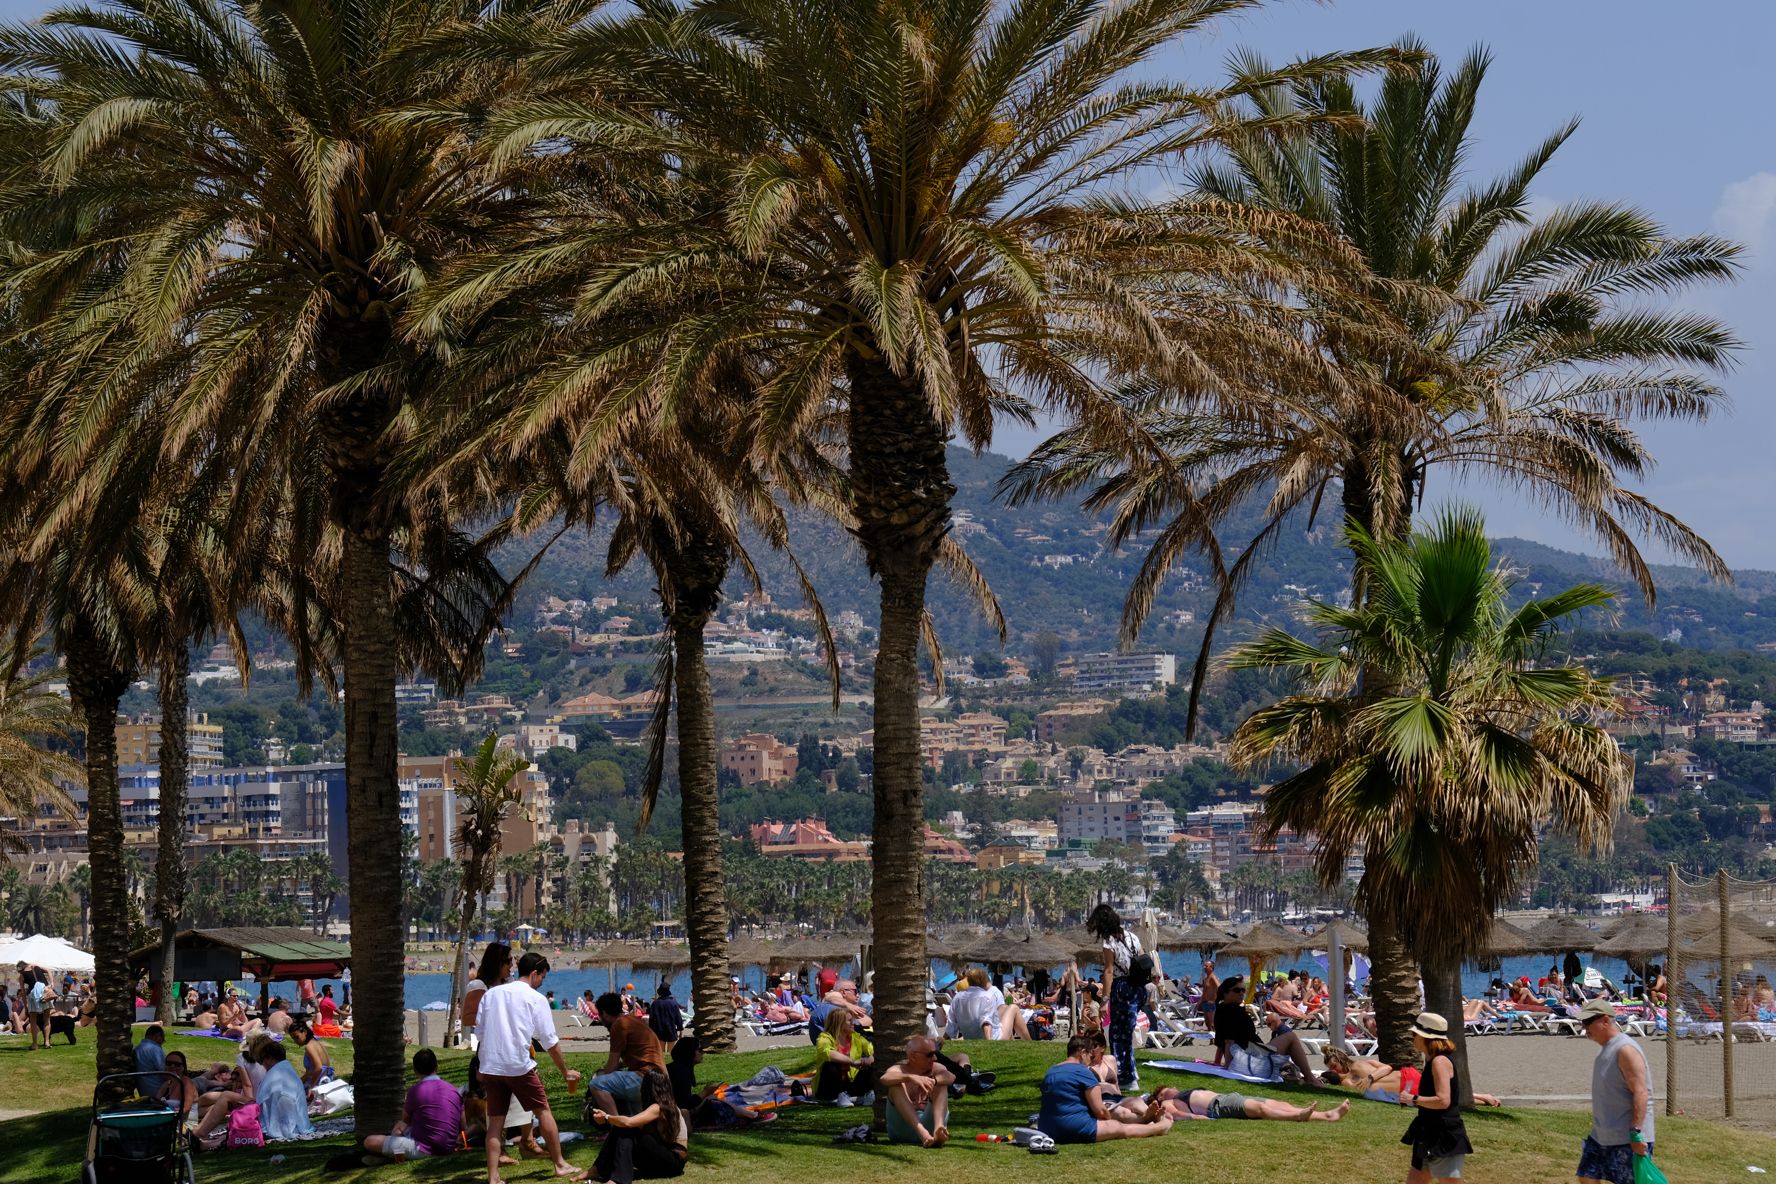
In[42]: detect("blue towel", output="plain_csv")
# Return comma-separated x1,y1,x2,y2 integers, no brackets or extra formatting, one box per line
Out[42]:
1145,1058,1283,1085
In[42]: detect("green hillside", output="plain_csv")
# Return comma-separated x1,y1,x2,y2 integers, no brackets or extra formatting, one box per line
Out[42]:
512,447,1776,659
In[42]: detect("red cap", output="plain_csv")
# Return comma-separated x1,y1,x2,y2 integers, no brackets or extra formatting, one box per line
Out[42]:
818,968,838,992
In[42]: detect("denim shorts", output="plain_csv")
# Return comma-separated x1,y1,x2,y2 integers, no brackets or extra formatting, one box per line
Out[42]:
588,1069,643,1105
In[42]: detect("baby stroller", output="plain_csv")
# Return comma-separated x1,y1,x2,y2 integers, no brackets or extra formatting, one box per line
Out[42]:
83,1073,195,1184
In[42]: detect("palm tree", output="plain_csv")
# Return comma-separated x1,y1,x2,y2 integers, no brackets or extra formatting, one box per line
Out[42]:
444,734,530,1046
1225,508,1631,1099
478,0,1401,1056
1006,45,1739,1055
0,638,82,851
0,0,584,1128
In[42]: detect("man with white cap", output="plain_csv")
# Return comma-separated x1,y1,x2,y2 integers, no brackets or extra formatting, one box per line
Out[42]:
1575,997,1654,1184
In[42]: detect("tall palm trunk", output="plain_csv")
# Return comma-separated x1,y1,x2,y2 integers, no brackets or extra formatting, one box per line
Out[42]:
1420,953,1474,1107
66,621,135,1093
445,859,480,1048
1344,448,1422,1064
340,525,405,1132
664,529,734,1052
846,353,954,1059
156,645,190,1026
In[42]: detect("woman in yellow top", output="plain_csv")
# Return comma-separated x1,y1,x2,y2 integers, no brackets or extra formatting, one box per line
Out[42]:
812,1011,877,1103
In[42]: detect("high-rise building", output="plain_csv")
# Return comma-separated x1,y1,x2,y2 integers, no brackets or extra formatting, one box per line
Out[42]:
115,712,226,769
1070,652,1177,693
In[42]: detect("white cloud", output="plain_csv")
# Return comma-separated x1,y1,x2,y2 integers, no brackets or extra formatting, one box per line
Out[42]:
1713,171,1776,256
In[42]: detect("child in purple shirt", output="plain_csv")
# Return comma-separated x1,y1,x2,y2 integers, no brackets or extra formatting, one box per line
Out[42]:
363,1049,465,1160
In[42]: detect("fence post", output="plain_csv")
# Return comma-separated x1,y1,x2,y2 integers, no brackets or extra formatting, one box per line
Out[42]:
1665,863,1677,1117
1719,868,1733,1119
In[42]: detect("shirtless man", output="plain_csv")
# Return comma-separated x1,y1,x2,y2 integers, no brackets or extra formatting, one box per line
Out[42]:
1199,960,1220,1030
1152,1084,1350,1122
1320,1048,1501,1105
877,1037,953,1147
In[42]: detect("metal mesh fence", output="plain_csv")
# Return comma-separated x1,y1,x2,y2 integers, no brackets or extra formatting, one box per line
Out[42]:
1665,868,1776,1119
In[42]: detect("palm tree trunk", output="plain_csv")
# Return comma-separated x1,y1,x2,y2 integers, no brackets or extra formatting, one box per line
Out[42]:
1366,892,1420,1064
1344,456,1422,1064
340,526,405,1133
666,530,734,1052
445,864,478,1048
1420,952,1473,1107
156,645,190,1027
846,353,954,1061
66,621,135,1093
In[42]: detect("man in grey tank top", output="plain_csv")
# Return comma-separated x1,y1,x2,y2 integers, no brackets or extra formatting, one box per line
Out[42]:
1575,997,1655,1184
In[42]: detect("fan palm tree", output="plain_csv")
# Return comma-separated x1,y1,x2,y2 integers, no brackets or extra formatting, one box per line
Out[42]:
464,0,1406,1055
0,0,593,1127
0,638,82,851
444,734,530,1047
1225,507,1631,1099
1005,44,1738,1056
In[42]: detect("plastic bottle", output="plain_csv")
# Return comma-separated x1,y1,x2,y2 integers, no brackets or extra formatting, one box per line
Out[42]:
975,1133,1008,1143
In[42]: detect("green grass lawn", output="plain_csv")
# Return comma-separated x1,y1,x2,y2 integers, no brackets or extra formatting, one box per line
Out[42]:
4,1030,1774,1183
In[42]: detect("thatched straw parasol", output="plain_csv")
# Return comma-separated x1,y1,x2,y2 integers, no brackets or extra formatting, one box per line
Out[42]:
577,941,645,970
956,930,1071,969
1592,914,1671,960
1052,927,1107,964
1221,921,1311,986
629,945,691,973
1164,921,1237,951
1307,918,1369,954
765,933,864,973
723,937,776,968
1525,915,1597,953
1471,918,1538,959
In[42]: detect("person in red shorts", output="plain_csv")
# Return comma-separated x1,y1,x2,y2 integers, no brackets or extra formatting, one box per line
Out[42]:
474,952,584,1184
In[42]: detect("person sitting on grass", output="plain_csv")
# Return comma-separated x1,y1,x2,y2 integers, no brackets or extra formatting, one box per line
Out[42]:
363,1049,464,1164
288,1018,334,1089
812,1009,876,1103
251,1042,316,1141
1036,1033,1173,1145
156,1049,200,1117
134,1023,170,1093
588,989,667,1118
877,1036,953,1148
944,967,1031,1041
586,1069,689,1184
265,997,293,1035
1213,978,1320,1082
1151,1084,1350,1122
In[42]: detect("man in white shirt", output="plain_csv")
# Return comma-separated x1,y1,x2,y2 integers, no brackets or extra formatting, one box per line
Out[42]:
474,953,584,1184
944,968,1031,1040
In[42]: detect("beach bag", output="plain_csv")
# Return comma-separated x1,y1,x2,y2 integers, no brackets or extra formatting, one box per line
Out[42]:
311,1078,354,1115
227,1103,265,1148
1632,1154,1668,1184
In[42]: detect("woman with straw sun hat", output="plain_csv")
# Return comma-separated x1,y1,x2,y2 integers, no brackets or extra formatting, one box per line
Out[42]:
1397,1012,1472,1183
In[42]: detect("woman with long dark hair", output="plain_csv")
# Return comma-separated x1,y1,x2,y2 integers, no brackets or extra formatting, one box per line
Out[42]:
459,944,544,1163
1086,902,1143,1091
588,1068,688,1182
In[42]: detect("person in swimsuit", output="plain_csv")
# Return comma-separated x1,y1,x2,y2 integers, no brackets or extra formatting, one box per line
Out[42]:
1321,1047,1502,1106
1152,1085,1350,1122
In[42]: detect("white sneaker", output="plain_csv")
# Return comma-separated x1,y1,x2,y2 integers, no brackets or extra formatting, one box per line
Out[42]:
857,1091,875,1106
833,1093,854,1108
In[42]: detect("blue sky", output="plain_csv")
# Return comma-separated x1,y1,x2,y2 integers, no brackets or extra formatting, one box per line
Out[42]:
1,0,1769,570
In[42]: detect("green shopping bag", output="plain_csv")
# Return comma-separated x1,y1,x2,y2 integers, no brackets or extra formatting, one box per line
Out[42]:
1633,1151,1669,1184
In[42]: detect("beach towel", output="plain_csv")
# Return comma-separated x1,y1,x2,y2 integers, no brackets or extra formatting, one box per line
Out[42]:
1145,1058,1284,1085
711,1067,815,1110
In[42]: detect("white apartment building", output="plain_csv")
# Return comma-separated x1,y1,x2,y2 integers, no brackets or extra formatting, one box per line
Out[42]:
1071,652,1177,693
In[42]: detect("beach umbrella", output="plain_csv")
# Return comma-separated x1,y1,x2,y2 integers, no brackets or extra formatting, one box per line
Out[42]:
1525,915,1597,954
1051,927,1107,964
1307,918,1369,955
1166,921,1237,951
630,945,691,972
723,938,775,968
955,930,1071,969
0,933,95,973
1471,917,1538,959
766,933,863,973
1592,914,1672,960
1220,921,1311,986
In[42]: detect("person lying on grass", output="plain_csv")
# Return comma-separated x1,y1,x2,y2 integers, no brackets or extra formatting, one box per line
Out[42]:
1150,1085,1350,1123
1037,1033,1173,1145
876,1036,953,1148
1319,1048,1502,1106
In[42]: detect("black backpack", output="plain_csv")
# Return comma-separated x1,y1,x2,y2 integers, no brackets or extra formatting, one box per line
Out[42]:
1126,948,1156,989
